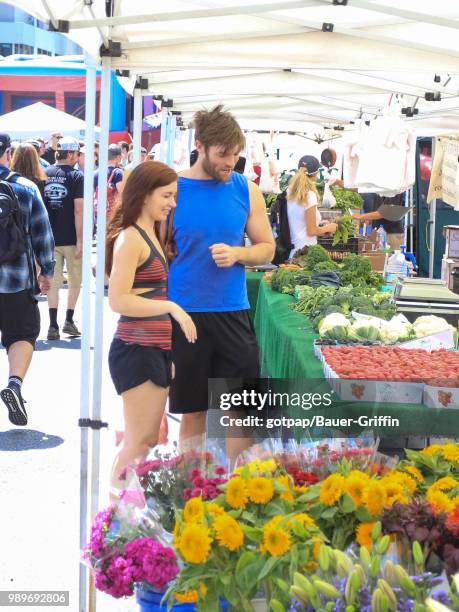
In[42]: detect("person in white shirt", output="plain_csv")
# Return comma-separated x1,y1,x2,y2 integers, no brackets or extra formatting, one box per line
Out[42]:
287,155,337,258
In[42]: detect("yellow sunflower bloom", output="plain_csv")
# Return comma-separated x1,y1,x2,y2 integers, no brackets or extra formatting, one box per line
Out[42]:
213,514,244,551
391,472,417,496
348,470,370,481
313,538,322,561
247,477,275,504
174,584,207,603
226,476,248,509
319,474,345,506
276,475,294,503
345,474,368,508
442,444,459,464
207,503,225,519
427,488,454,514
363,481,387,516
356,522,376,550
430,476,458,492
260,459,277,474
262,525,291,556
403,465,424,483
288,513,316,530
183,496,204,523
381,479,408,507
294,485,309,494
421,445,443,457
178,523,212,564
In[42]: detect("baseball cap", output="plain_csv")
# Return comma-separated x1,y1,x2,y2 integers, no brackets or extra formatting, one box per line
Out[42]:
57,136,80,151
0,133,12,154
298,155,321,175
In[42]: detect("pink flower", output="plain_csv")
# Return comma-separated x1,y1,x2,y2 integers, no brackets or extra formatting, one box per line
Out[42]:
190,488,203,498
189,469,202,480
192,476,206,489
183,488,192,501
215,466,226,475
119,489,146,509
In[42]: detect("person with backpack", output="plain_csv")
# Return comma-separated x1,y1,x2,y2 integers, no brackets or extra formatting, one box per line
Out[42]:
0,133,55,426
271,155,337,264
43,136,84,341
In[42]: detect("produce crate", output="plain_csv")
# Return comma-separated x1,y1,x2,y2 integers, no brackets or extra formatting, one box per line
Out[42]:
318,236,360,262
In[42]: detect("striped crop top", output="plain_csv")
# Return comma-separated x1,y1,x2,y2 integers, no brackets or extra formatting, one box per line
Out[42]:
115,224,172,350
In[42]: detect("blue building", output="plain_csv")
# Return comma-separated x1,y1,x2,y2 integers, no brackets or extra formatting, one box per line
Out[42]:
0,2,82,57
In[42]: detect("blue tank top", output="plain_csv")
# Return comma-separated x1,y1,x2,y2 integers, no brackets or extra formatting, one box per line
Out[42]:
169,172,250,312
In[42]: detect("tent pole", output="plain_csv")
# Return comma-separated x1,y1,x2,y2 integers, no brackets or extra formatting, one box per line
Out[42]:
428,138,437,279
132,85,143,167
160,109,168,162
79,52,97,612
88,55,112,612
168,114,176,167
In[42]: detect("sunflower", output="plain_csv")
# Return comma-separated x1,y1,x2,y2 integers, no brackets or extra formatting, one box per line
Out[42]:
247,477,275,504
345,474,368,508
363,481,387,516
442,444,459,464
319,474,345,506
288,513,316,530
213,514,244,551
184,496,204,523
391,472,417,496
427,488,454,514
276,475,294,503
348,470,370,481
226,476,248,509
356,522,376,550
178,523,212,564
262,525,291,556
174,584,207,604
294,485,309,494
313,538,322,561
207,503,225,519
430,476,458,492
421,444,443,457
381,479,408,507
402,465,424,483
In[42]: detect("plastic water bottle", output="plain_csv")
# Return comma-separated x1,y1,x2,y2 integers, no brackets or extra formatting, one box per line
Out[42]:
385,249,408,283
376,226,387,250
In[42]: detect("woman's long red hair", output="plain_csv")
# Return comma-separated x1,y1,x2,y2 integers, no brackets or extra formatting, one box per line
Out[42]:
105,161,177,276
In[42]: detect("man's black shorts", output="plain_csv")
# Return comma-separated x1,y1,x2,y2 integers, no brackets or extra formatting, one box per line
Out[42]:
169,310,260,414
0,290,40,351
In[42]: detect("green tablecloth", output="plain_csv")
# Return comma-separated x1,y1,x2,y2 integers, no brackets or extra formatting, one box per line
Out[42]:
246,271,264,321
254,280,457,436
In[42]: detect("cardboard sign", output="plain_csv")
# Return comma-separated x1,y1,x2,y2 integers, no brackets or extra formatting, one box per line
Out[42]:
427,137,459,210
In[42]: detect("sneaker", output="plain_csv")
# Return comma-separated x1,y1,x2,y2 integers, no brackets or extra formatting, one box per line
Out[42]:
47,326,60,341
0,385,28,426
63,320,81,336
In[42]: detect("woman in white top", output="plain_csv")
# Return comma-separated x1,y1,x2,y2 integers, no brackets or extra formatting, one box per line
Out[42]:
287,155,338,259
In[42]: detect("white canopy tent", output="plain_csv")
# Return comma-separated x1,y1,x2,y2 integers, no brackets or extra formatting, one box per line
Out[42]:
3,2,459,610
0,102,100,140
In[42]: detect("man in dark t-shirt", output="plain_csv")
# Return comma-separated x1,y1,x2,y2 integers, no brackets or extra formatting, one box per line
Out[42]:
356,193,405,250
44,137,84,340
41,132,62,165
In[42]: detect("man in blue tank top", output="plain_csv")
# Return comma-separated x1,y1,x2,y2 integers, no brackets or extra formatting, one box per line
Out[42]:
168,106,275,448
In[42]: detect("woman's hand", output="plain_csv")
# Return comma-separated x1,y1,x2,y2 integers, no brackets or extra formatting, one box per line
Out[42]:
323,222,338,234
170,304,197,343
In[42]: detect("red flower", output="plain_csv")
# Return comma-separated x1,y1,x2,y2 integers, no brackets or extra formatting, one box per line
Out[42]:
446,508,459,537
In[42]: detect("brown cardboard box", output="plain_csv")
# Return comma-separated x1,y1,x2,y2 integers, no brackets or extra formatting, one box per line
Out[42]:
363,252,387,272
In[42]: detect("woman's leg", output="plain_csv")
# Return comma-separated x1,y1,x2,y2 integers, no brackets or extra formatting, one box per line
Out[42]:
111,380,168,491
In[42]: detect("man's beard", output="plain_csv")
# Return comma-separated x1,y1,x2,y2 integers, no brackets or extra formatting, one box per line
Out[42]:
202,154,232,182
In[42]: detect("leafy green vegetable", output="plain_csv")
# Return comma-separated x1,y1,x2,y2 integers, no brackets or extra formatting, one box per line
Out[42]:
312,260,339,272
332,214,357,246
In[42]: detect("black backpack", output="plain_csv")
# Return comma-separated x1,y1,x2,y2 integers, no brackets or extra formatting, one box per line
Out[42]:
0,172,28,265
270,190,293,265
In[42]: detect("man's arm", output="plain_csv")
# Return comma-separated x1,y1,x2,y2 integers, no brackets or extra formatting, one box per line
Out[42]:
74,197,84,258
353,211,382,222
209,180,275,268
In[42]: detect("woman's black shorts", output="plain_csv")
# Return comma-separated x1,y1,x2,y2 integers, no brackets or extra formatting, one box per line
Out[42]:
108,337,172,395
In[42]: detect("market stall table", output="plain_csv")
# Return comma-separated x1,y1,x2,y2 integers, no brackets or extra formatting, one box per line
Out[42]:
246,271,264,321
254,279,458,436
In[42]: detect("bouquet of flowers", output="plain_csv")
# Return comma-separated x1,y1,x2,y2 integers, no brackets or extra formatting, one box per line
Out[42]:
167,462,327,611
288,526,452,611
83,494,179,598
121,441,228,532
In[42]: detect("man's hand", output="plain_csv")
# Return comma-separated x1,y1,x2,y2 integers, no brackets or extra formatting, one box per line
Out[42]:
75,241,83,259
38,275,53,295
209,244,240,268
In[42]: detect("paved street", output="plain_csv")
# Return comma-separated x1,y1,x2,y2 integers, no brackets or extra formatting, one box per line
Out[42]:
0,282,179,612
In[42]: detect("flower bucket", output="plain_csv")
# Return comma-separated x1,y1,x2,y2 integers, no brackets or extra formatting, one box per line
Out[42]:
135,586,228,611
